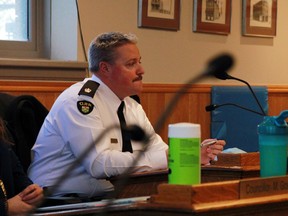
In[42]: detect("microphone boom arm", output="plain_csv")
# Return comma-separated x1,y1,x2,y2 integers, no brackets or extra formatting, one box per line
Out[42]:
226,75,266,116
206,103,265,116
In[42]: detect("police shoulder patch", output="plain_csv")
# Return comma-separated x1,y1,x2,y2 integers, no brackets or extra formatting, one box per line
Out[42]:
77,100,94,115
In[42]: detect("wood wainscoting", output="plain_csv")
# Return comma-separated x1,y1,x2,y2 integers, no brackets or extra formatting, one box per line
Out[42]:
0,81,288,143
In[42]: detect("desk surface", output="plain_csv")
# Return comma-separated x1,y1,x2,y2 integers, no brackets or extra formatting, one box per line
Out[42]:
32,193,288,216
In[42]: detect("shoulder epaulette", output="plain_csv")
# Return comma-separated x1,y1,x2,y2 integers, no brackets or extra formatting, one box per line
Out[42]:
78,80,100,98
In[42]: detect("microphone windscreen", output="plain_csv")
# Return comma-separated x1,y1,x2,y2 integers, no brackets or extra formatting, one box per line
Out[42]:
126,125,148,142
205,104,216,112
207,53,234,79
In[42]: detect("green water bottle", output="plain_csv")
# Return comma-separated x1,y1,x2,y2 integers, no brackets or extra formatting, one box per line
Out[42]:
168,122,201,185
258,110,288,177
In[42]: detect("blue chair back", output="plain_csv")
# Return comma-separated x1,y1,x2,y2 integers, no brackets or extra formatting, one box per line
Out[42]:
210,86,268,152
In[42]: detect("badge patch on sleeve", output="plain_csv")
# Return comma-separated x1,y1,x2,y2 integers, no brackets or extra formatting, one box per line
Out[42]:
77,100,94,115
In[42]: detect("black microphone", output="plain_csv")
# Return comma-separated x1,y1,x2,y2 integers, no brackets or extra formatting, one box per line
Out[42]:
127,125,149,142
154,53,234,134
205,103,265,116
203,53,234,78
212,70,266,116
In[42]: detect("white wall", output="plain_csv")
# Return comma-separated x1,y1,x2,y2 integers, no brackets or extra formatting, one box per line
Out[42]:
75,0,288,85
50,0,78,60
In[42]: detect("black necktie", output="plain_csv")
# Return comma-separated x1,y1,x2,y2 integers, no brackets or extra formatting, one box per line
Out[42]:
117,101,133,153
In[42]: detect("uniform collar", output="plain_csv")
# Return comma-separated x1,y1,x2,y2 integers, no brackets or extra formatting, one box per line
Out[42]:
91,75,123,109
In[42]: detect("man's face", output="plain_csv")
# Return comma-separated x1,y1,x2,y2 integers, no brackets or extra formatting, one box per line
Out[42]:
106,43,145,99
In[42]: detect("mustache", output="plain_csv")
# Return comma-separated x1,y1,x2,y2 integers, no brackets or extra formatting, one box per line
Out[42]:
132,76,143,82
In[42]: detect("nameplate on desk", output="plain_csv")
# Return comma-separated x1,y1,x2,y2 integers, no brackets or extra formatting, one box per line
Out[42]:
240,175,288,199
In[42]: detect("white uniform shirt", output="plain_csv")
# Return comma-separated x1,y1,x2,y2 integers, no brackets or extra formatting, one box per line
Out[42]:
28,75,168,198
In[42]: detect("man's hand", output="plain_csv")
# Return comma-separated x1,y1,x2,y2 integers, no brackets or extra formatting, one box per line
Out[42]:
201,139,226,165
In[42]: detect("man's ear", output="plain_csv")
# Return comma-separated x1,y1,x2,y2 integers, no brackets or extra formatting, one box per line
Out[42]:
99,61,111,75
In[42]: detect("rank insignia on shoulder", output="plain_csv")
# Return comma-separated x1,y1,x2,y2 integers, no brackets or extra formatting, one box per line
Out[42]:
78,80,100,98
77,100,94,115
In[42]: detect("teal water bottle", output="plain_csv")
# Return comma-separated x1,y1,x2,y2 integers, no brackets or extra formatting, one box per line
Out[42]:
168,122,201,185
258,110,288,177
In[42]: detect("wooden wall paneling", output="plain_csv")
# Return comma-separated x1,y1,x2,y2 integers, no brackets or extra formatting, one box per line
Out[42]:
268,93,288,117
188,92,211,140
267,86,288,116
161,92,191,143
268,94,288,116
141,84,212,143
139,92,171,143
2,81,288,145
0,81,75,109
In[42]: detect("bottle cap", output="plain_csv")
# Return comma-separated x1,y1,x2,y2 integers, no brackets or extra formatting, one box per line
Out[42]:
168,122,200,138
258,116,288,135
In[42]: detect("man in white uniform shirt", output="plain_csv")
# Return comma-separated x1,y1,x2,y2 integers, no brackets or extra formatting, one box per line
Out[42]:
28,32,225,199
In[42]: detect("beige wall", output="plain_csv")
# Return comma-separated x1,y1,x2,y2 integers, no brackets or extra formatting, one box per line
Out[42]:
76,0,288,85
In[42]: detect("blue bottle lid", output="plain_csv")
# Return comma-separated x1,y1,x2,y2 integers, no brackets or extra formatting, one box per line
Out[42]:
258,111,288,135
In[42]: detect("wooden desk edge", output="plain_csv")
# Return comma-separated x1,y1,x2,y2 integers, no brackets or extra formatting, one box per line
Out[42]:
202,165,260,171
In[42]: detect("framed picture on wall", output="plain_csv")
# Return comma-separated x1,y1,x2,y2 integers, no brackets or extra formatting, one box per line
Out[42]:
242,0,277,37
193,0,231,35
138,0,180,31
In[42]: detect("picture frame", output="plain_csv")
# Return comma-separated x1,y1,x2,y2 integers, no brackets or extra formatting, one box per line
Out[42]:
242,0,277,37
193,0,231,35
138,0,180,31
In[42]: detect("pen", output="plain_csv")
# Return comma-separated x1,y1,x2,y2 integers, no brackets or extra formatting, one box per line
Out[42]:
200,140,217,148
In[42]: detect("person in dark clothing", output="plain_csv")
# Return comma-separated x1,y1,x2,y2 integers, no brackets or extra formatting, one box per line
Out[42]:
0,118,43,215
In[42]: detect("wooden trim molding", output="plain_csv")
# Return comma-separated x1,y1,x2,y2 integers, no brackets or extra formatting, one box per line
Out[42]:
0,80,74,92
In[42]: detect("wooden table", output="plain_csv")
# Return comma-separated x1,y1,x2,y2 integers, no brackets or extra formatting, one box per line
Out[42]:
34,153,263,215
201,165,260,183
32,192,288,216
110,169,168,198
111,164,260,198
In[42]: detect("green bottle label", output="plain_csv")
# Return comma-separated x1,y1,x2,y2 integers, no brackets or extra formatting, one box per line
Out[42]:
168,137,200,185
